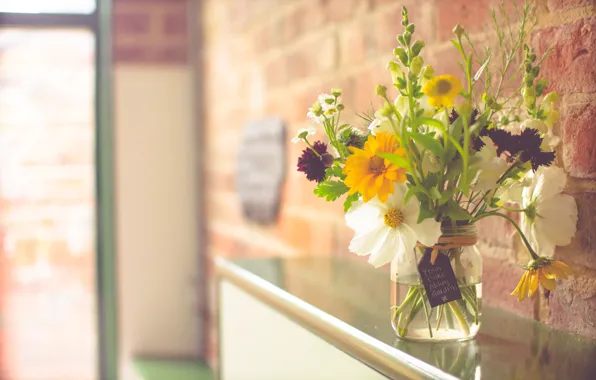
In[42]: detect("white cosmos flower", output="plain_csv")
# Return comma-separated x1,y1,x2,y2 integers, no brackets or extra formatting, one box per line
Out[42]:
521,119,548,134
291,127,316,143
368,115,396,136
345,184,442,268
520,166,578,257
473,137,508,191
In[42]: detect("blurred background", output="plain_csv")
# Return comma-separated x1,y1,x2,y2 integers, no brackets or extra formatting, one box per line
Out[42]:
0,0,594,379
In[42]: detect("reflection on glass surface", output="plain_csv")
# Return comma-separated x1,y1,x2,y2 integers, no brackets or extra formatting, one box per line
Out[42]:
232,256,596,380
0,0,95,14
0,29,96,380
394,340,481,379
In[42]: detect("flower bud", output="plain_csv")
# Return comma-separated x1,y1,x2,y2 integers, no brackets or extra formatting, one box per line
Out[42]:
337,103,345,111
523,87,536,107
532,66,540,77
331,88,342,97
397,34,405,46
403,31,412,45
395,76,407,90
375,85,388,98
411,40,425,56
406,24,415,34
545,110,559,127
311,101,323,116
386,60,402,74
321,153,334,168
422,65,434,79
380,102,394,117
394,47,408,65
543,91,559,104
410,56,423,75
452,24,465,38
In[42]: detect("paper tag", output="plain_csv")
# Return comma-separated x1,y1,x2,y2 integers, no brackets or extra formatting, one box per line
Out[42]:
417,250,462,308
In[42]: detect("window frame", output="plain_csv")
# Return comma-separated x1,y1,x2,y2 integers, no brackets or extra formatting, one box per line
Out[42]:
0,3,117,380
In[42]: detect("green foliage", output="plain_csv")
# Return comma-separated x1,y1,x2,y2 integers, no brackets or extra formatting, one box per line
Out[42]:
377,152,411,169
314,180,349,202
410,132,444,160
443,200,473,221
344,193,360,212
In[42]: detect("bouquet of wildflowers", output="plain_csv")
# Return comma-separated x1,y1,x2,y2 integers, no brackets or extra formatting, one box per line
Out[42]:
292,2,577,339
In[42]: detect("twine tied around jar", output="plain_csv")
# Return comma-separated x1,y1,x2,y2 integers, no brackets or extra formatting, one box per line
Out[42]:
416,234,478,265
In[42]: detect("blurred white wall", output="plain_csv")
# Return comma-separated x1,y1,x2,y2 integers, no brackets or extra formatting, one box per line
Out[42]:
114,65,200,378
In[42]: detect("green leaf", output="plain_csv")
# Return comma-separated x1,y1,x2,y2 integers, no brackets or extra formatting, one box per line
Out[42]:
444,158,462,182
439,189,454,206
429,187,442,200
377,152,410,169
326,162,345,180
410,132,444,159
313,180,349,202
338,123,351,131
417,202,436,223
473,51,492,83
343,193,360,212
444,200,472,221
421,172,439,189
404,186,417,204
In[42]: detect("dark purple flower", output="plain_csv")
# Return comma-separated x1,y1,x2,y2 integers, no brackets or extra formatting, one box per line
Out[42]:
486,128,555,171
297,141,330,182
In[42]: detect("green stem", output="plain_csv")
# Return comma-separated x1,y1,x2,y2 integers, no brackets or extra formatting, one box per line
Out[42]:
448,301,470,336
461,287,479,324
419,286,434,338
436,304,445,331
445,304,455,329
400,296,423,337
474,211,539,260
392,286,418,322
303,139,321,157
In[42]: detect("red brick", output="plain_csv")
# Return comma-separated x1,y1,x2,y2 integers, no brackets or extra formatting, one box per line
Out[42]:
114,11,151,35
282,7,304,43
350,66,389,111
264,56,287,87
482,257,535,318
298,0,327,31
339,19,374,66
476,212,517,246
163,11,188,36
556,193,596,269
436,0,491,41
323,0,362,23
532,18,596,94
547,0,596,11
548,267,596,339
562,101,596,178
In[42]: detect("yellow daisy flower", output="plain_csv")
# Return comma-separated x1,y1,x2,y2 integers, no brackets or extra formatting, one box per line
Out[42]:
343,132,407,203
422,74,463,108
511,258,574,301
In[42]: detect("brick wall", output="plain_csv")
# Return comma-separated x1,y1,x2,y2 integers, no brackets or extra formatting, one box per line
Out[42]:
199,0,596,365
114,0,189,64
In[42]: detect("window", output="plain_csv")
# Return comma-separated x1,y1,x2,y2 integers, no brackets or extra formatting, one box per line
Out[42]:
0,2,114,380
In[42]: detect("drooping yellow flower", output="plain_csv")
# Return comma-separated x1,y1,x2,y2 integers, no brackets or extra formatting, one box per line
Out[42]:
422,74,463,108
343,132,407,203
511,259,574,301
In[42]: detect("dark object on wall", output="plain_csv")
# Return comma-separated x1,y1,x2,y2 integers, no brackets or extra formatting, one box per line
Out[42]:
236,117,286,225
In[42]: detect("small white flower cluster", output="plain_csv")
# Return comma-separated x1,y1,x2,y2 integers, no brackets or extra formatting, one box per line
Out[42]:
306,91,343,125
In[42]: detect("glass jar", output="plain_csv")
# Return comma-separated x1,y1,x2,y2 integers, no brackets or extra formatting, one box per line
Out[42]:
390,222,482,342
